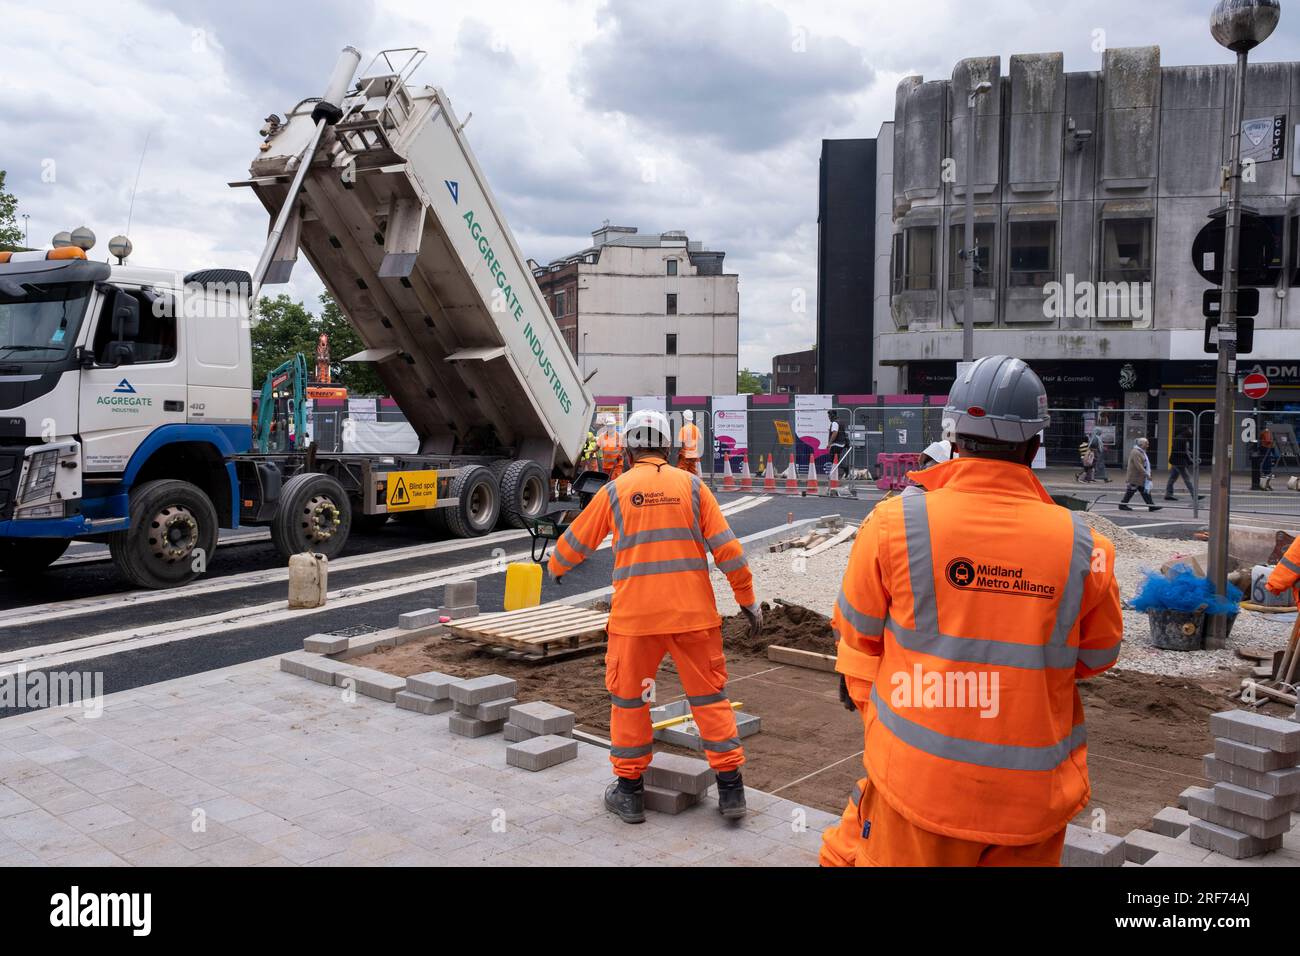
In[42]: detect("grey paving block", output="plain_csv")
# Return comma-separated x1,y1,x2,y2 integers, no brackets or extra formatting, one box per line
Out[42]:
444,580,477,608
1214,736,1300,772
334,666,406,703
1204,755,1300,796
1151,806,1195,838
1060,824,1126,867
302,656,350,685
398,608,441,630
503,722,536,743
405,671,461,701
440,604,479,620
1123,828,1210,864
448,713,505,738
643,784,699,815
303,633,350,654
279,652,314,677
506,735,578,772
449,674,518,706
395,691,453,716
1187,790,1292,840
456,697,517,722
1189,819,1285,860
649,699,761,751
1210,709,1300,753
1212,781,1300,819
644,752,715,797
508,701,576,737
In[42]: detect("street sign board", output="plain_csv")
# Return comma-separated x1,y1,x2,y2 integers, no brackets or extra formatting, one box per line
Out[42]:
1204,315,1255,354
1241,372,1269,400
1202,287,1259,318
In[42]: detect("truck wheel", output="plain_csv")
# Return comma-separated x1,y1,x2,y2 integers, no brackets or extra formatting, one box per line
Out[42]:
271,472,352,560
109,479,218,589
498,460,549,529
0,538,70,575
445,465,499,538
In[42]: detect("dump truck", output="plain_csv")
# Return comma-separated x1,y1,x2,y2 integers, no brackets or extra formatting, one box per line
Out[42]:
0,46,593,589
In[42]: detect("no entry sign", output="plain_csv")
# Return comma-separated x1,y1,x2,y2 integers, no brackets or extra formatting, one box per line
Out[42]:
1242,372,1270,400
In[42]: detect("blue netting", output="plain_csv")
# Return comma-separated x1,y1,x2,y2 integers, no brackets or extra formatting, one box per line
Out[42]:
1130,563,1240,616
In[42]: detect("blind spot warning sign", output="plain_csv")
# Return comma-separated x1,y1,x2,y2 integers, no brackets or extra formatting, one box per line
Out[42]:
386,469,438,512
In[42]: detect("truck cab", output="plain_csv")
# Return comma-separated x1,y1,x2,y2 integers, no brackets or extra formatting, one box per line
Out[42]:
0,248,252,586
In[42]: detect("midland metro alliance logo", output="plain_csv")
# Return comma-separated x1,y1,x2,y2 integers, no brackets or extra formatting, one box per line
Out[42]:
946,558,976,588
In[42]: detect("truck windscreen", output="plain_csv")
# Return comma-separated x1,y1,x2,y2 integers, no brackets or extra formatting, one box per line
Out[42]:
0,281,91,360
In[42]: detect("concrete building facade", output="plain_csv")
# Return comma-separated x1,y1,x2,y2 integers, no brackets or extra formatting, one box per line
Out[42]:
860,46,1300,463
531,226,739,397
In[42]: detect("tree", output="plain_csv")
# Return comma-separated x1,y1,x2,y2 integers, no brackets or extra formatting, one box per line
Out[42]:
0,171,22,249
736,368,765,395
249,292,386,396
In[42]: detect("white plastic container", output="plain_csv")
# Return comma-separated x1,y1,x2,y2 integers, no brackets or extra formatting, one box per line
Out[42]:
289,552,328,608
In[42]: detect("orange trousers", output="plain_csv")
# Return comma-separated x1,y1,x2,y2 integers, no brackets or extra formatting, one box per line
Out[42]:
820,776,1067,866
605,628,744,779
602,456,624,480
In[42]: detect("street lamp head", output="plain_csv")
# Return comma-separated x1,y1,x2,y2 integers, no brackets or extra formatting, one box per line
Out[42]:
1211,0,1281,52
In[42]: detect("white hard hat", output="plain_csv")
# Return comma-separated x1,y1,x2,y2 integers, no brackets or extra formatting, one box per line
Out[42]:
624,409,673,450
601,413,614,426
921,440,953,464
683,409,695,422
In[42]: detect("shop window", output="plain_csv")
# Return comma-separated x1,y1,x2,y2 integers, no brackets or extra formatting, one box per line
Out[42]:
1101,219,1152,283
1008,220,1056,288
948,222,994,289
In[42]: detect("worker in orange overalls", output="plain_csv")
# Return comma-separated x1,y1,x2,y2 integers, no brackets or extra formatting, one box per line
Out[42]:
819,355,1123,866
548,409,762,824
597,413,624,480
1266,537,1300,603
677,409,702,475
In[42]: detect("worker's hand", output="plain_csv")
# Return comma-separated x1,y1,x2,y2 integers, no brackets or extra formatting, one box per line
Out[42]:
838,675,858,712
741,602,763,638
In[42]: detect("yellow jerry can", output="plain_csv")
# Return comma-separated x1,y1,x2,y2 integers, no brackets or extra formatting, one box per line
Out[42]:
504,562,543,611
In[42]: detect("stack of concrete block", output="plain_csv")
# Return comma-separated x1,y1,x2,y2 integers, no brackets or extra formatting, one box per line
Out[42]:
504,701,575,742
396,670,462,715
506,735,578,772
1061,824,1126,867
1184,709,1300,859
441,580,479,620
641,753,716,815
448,674,518,737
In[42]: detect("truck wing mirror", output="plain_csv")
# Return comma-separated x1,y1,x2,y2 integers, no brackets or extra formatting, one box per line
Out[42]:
111,291,140,340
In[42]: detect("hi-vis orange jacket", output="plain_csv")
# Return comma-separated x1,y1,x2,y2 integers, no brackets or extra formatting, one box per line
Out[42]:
1266,536,1300,599
832,456,1123,845
678,423,702,460
547,457,755,635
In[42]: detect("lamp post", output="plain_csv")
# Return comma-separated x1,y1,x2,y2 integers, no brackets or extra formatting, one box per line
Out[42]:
1206,0,1281,648
962,80,992,363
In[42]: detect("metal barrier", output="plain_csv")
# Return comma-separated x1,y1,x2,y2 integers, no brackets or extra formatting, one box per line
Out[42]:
709,406,859,495
1197,408,1300,520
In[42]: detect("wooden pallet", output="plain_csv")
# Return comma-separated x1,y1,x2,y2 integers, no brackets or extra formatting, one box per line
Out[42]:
443,604,609,660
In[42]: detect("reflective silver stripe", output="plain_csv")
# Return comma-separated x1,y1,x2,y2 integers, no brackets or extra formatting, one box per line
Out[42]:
886,616,1078,670
716,556,748,574
1050,514,1094,647
606,482,625,539
1077,643,1121,670
561,527,593,558
836,591,884,637
551,550,575,571
701,736,742,753
610,743,654,759
870,685,1086,772
851,784,863,806
707,529,736,550
687,691,728,707
902,493,938,634
610,693,647,709
618,527,698,550
1281,555,1300,575
689,475,708,551
612,558,709,580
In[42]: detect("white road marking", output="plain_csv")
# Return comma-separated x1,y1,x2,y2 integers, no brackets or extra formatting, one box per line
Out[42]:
53,529,273,567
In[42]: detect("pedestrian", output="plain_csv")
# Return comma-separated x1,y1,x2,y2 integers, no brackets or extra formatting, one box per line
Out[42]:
818,355,1123,867
1260,426,1277,491
596,413,624,480
677,409,702,476
1077,441,1096,483
1119,437,1161,511
1088,425,1110,482
1164,425,1195,501
827,410,849,476
547,409,762,824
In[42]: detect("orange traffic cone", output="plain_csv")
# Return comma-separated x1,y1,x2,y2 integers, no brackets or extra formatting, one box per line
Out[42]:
721,454,737,492
763,454,778,492
740,454,753,492
784,455,799,494
806,458,821,495
829,454,841,494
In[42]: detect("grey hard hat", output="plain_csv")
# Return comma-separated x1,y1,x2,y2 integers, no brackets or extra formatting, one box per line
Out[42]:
944,355,1050,444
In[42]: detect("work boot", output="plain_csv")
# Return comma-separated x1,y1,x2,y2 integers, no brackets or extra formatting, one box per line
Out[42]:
1119,504,1133,511
604,778,645,824
716,769,747,819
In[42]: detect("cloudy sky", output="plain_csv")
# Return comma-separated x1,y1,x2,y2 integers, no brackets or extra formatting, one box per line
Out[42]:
2,0,1296,372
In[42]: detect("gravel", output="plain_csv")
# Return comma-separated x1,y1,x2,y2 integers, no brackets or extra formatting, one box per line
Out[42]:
715,512,1292,682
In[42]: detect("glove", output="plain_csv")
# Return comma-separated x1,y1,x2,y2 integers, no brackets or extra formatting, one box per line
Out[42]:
838,675,857,712
741,603,763,638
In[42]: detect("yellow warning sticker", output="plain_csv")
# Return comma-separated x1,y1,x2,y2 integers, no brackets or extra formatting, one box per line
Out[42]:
773,421,795,446
386,469,438,512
